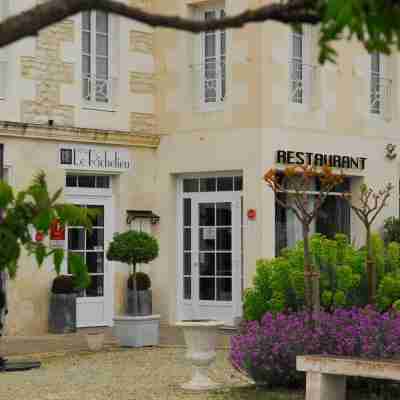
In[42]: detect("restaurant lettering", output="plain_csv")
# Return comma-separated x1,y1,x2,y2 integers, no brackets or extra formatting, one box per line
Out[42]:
276,150,367,170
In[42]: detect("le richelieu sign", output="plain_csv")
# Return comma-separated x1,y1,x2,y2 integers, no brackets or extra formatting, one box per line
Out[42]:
59,145,132,171
276,150,367,170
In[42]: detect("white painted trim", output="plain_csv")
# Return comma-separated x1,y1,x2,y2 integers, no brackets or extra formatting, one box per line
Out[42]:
176,176,242,324
64,193,115,327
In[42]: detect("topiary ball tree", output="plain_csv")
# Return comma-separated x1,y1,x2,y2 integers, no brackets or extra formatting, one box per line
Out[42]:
107,230,159,311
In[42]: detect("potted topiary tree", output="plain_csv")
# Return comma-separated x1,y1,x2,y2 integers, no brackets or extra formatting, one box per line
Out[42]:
107,230,160,347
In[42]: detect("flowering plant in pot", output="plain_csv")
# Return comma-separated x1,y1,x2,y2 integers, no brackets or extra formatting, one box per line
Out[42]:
107,230,158,316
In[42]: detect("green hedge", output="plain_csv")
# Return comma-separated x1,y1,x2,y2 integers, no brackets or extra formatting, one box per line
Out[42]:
244,233,400,321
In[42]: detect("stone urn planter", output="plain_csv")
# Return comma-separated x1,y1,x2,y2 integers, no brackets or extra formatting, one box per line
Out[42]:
85,332,105,351
48,275,77,334
113,314,160,347
176,320,225,391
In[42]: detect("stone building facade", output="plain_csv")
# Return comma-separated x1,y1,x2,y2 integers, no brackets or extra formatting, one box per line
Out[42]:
1,0,400,334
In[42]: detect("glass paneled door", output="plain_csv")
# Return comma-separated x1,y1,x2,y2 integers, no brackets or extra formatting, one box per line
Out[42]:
181,192,241,324
65,196,113,327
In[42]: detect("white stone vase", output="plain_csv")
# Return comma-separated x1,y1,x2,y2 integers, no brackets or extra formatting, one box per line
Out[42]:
176,320,225,391
85,332,105,351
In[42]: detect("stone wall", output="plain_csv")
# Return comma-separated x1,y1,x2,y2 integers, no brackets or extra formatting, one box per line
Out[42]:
20,20,75,126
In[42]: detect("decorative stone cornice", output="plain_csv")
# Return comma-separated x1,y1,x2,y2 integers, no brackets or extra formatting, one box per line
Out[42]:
0,121,161,148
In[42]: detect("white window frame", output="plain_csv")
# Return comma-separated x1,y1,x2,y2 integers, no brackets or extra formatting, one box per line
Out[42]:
198,5,226,111
369,52,391,118
289,26,314,109
81,11,113,111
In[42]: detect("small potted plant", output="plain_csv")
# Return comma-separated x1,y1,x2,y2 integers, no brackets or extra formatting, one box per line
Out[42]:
107,230,159,347
127,271,152,316
48,275,77,334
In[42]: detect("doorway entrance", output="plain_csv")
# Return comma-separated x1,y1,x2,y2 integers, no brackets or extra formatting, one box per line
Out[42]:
178,176,243,325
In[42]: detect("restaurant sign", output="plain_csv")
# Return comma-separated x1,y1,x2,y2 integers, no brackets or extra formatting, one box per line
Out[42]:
276,150,367,170
59,145,132,172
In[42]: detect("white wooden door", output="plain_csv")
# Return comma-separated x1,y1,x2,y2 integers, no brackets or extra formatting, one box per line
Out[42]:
181,192,241,324
65,196,113,327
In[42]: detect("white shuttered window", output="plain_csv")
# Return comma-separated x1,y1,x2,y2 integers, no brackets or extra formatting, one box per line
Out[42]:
202,8,226,104
82,11,111,105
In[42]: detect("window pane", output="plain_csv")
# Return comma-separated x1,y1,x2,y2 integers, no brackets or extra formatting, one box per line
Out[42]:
96,175,110,188
371,53,380,73
96,57,108,78
184,252,191,276
183,198,191,226
86,228,104,250
68,252,84,275
217,177,233,191
82,32,91,54
184,277,191,300
217,253,232,276
183,179,198,193
199,252,215,276
216,202,231,226
66,175,77,187
199,228,215,251
199,203,215,226
86,275,104,297
96,11,108,34
234,176,243,191
217,228,232,250
217,278,232,301
96,34,108,57
68,229,85,250
200,178,216,192
200,278,215,300
86,252,104,273
82,55,91,75
82,12,91,30
205,34,216,58
184,228,191,251
83,77,91,100
78,175,96,187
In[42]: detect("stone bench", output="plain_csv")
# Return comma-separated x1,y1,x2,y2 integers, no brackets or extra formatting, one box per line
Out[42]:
297,355,400,400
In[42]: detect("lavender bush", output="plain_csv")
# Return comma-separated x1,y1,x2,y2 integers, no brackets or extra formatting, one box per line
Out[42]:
231,307,400,387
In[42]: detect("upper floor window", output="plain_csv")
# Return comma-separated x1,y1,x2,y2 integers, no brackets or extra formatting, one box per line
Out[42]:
370,52,391,117
289,26,315,106
82,11,112,107
202,8,226,105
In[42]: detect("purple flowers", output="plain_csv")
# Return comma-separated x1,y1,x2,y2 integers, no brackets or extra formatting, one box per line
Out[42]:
230,307,400,387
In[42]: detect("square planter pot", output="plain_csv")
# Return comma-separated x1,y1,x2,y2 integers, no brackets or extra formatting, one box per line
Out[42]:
48,293,77,334
113,314,160,347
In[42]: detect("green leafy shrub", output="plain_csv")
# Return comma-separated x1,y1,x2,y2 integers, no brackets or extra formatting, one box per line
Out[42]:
127,271,151,291
383,217,400,244
244,233,400,320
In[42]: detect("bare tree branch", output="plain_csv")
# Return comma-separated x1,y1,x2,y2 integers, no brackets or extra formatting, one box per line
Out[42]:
0,0,320,48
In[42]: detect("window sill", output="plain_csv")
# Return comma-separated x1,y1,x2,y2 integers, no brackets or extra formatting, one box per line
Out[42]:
82,104,116,113
197,101,226,113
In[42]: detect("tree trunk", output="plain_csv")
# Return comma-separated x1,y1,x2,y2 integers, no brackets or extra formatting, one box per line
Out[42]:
366,226,376,305
131,263,139,316
303,224,313,312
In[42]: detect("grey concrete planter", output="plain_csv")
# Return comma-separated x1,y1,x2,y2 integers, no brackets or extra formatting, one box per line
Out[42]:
48,293,77,334
127,289,152,316
113,314,160,347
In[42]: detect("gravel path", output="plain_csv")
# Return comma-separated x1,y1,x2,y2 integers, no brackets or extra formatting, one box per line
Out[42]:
0,348,250,400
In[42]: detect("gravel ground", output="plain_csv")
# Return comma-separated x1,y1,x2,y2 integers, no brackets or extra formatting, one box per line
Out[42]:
0,347,251,400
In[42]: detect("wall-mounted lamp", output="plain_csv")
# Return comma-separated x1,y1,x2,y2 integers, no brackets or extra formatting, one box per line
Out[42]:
126,210,160,226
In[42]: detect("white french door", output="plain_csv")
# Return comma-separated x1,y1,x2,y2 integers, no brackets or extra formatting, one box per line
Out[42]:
180,192,242,325
65,195,113,327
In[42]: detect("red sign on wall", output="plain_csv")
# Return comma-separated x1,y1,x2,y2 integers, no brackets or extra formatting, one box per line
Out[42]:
50,219,65,248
